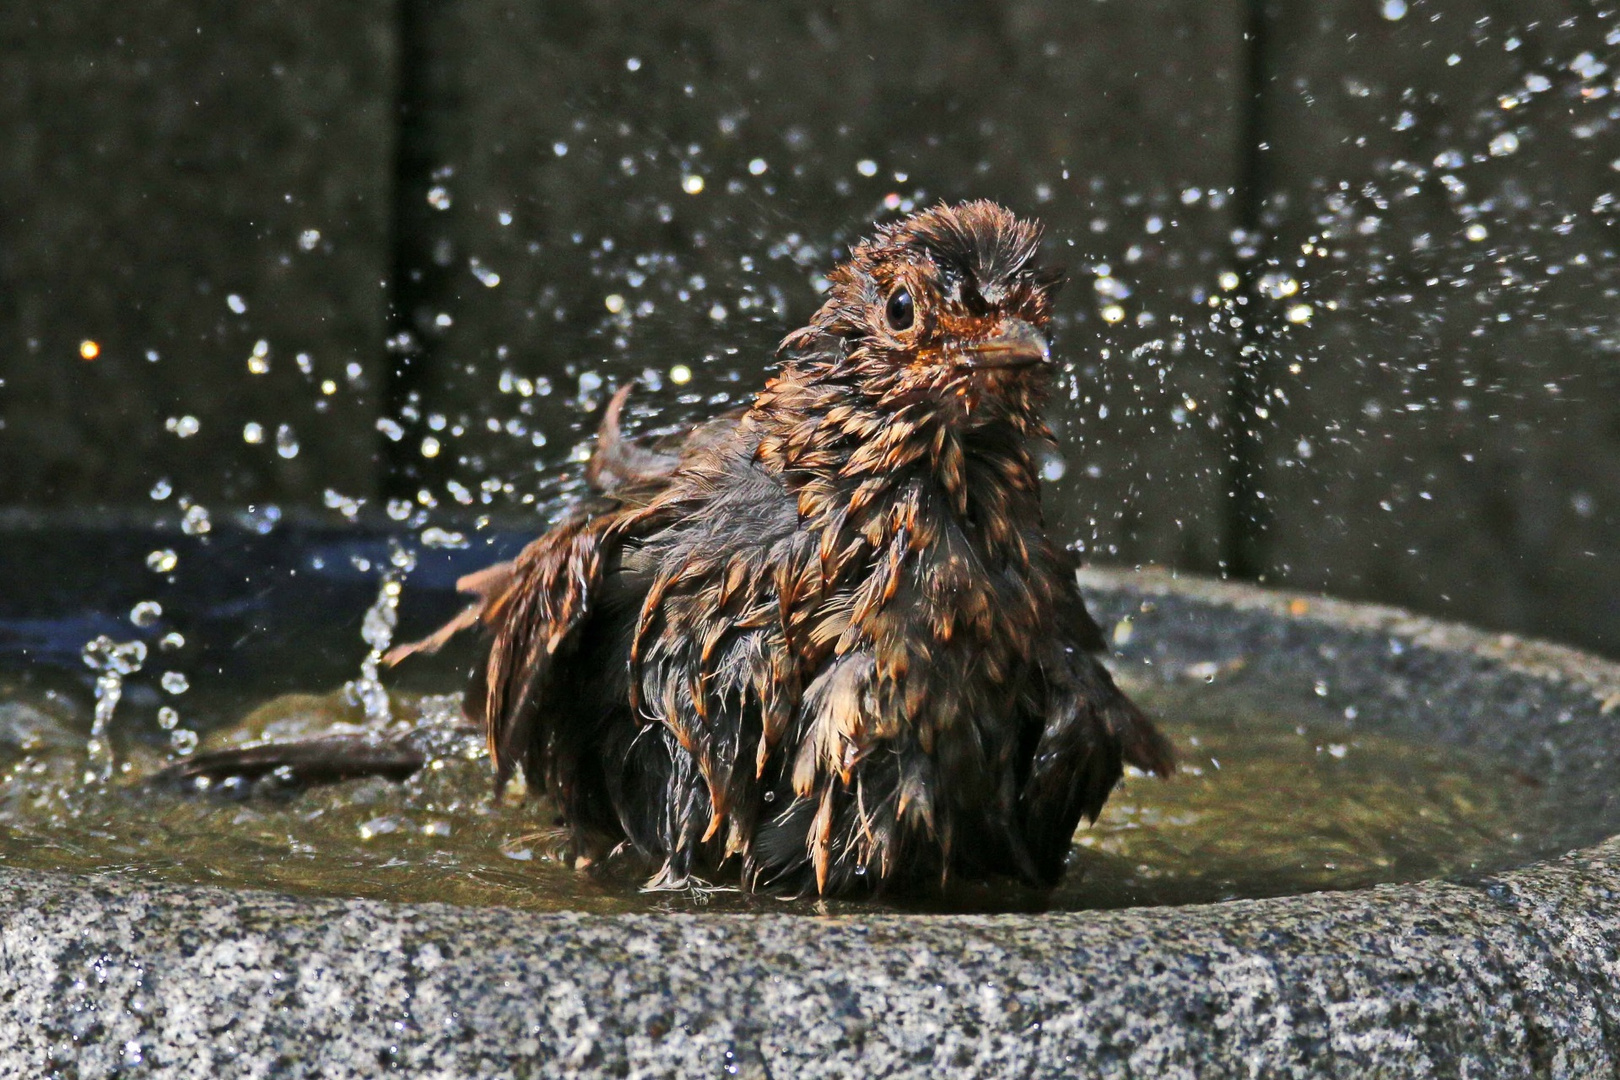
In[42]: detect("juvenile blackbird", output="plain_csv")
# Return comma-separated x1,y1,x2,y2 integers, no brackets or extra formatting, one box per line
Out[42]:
388,200,1174,895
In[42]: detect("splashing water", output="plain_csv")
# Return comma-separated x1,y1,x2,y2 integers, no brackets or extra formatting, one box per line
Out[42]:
345,541,418,723
79,635,147,784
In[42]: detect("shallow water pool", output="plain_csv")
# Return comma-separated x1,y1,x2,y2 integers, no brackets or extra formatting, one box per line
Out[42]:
0,670,1547,916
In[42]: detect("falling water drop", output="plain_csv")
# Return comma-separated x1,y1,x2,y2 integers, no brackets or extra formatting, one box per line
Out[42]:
276,424,300,459
1488,132,1520,158
180,504,212,536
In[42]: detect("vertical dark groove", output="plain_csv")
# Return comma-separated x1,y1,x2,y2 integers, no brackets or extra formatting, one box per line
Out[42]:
380,0,446,502
1223,0,1274,580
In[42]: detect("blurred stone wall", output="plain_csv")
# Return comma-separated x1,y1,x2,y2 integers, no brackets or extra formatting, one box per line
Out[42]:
1,0,1617,657
1247,0,1620,655
0,3,397,507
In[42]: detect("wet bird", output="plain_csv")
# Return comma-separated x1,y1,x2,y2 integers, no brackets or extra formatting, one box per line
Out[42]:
381,200,1174,896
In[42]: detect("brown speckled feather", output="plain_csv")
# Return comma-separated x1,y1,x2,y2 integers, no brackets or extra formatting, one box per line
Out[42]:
390,201,1173,895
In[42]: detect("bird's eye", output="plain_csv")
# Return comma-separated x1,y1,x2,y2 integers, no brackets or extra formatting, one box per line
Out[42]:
885,288,915,331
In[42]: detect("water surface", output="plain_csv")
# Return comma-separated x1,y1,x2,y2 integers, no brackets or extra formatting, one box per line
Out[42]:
0,671,1547,915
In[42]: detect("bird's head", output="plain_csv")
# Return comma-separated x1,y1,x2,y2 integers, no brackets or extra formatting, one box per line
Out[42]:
780,200,1065,414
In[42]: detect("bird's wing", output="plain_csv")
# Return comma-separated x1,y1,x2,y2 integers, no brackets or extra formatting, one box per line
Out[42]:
1017,583,1175,885
387,383,741,794
619,452,809,877
586,382,748,495
383,503,630,791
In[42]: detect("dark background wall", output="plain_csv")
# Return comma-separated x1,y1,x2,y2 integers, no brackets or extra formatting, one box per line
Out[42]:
1,1,1617,657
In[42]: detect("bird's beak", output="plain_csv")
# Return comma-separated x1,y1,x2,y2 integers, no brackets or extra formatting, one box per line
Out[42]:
959,319,1049,370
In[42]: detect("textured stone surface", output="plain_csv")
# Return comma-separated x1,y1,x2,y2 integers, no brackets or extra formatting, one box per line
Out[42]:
0,2,396,506
1245,1,1620,658
384,0,1244,570
4,571,1620,1077
3,857,1620,1079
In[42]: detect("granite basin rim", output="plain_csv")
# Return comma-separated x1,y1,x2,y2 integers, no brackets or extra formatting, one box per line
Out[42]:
5,568,1620,1077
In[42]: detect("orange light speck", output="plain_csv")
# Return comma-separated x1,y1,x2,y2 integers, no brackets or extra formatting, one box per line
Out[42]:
1288,598,1310,616
79,340,100,361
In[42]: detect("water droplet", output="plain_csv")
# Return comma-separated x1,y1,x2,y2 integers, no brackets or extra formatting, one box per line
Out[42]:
157,706,180,731
276,424,300,459
1259,273,1299,300
180,504,212,536
298,228,321,251
748,158,767,175
1100,304,1126,324
625,56,642,71
604,293,626,314
1381,0,1406,19
1465,223,1489,242
855,159,878,177
421,527,468,549
178,508,210,540
420,436,441,458
130,600,163,628
243,422,264,444
160,671,190,695
170,728,198,755
426,185,452,210
79,339,100,361
146,549,178,573
149,478,173,501
670,364,693,385
226,294,247,314
1286,304,1314,324
1488,132,1520,157
681,174,705,195
83,635,147,676
166,415,201,439
160,631,185,651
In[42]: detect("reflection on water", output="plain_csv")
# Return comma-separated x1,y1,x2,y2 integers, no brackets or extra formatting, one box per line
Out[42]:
0,672,1548,916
